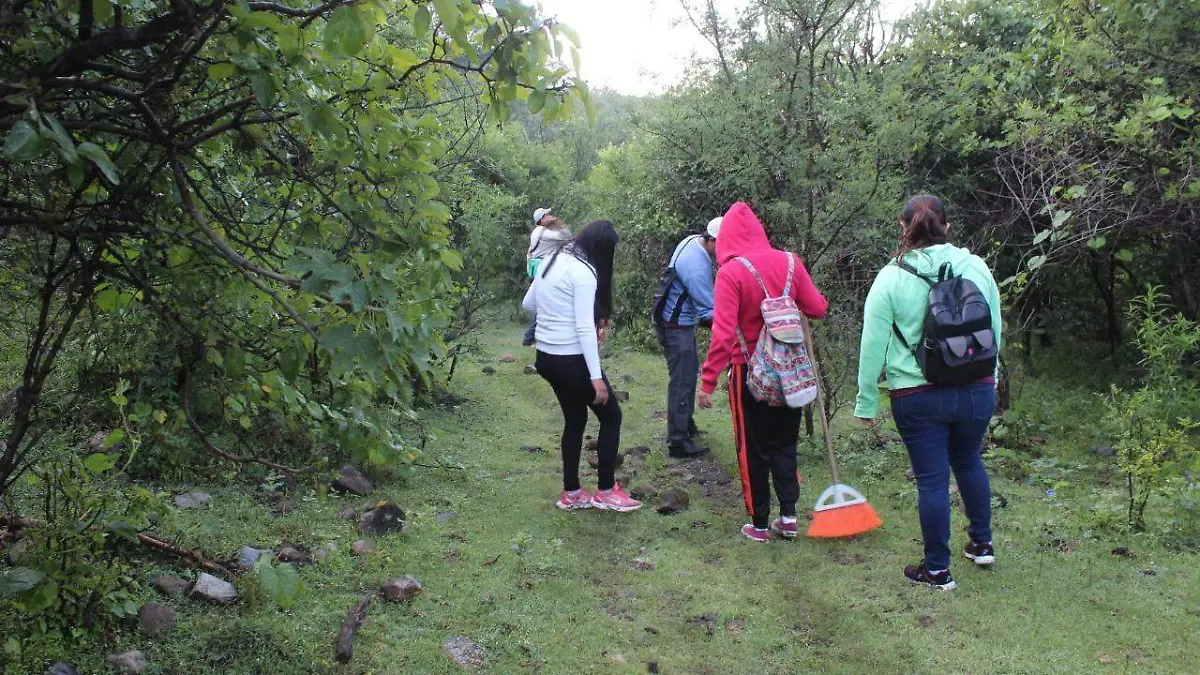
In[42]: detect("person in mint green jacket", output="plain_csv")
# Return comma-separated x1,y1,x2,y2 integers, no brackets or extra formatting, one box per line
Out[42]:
854,195,1002,592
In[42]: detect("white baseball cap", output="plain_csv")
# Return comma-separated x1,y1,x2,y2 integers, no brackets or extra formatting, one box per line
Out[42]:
706,216,723,239
533,207,552,226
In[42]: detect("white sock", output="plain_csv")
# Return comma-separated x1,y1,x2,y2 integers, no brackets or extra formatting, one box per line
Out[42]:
781,516,798,524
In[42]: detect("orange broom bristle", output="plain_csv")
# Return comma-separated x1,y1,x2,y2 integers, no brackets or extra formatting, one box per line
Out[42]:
806,502,883,538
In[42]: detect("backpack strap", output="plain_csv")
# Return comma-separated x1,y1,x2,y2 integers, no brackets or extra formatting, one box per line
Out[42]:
894,259,936,287
664,235,703,323
527,228,546,258
782,252,796,296
735,257,772,297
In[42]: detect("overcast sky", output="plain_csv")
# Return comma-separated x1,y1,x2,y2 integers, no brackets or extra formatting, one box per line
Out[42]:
536,0,922,95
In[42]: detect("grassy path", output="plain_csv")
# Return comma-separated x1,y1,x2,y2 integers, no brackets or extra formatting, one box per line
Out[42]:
20,326,1198,674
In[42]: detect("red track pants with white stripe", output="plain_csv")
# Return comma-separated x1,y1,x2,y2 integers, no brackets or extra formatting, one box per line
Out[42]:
728,364,803,529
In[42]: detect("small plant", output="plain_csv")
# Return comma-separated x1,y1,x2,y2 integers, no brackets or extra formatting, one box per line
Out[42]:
253,559,302,611
1104,288,1200,531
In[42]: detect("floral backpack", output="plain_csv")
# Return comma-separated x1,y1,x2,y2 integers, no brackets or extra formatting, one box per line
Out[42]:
734,254,819,408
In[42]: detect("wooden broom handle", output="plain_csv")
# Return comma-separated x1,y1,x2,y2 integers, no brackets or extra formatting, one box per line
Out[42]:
801,315,839,486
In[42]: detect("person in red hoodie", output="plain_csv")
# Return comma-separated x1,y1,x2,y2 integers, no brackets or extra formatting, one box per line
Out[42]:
698,202,829,542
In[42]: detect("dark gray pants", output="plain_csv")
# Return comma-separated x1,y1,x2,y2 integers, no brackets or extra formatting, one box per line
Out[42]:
664,326,698,447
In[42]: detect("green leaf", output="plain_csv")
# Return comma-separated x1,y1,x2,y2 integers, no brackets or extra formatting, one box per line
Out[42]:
84,452,118,474
3,120,43,161
413,5,432,37
527,90,546,114
325,5,368,57
1115,249,1134,263
94,286,119,312
77,142,120,185
257,561,301,609
0,568,44,597
1087,236,1107,250
1031,230,1050,245
432,0,460,33
208,62,237,80
1027,254,1046,271
93,0,113,26
1050,210,1071,229
559,23,581,47
248,71,278,108
439,249,463,271
101,428,126,449
41,114,77,162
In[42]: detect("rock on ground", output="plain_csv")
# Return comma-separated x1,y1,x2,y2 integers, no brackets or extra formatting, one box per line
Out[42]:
191,572,238,604
106,650,149,674
173,491,211,509
656,488,690,514
337,503,358,520
523,365,538,375
138,602,176,636
481,366,496,375
381,575,423,603
351,540,375,556
360,501,406,536
153,575,189,598
45,664,77,675
332,464,374,496
277,546,311,565
629,483,658,501
236,546,272,569
314,542,340,562
435,511,456,523
443,636,486,670
499,354,517,363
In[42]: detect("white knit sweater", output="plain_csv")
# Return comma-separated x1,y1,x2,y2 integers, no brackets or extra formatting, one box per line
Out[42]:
522,251,602,379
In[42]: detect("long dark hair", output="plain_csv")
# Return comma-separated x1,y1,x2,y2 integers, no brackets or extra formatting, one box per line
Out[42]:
896,194,950,260
541,219,619,323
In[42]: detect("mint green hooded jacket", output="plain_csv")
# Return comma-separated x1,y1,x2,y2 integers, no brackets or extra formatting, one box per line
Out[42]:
854,243,1002,419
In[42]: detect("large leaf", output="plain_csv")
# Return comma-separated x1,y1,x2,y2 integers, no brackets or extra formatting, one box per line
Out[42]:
325,5,368,56
0,568,44,597
78,142,120,185
3,120,43,161
432,0,460,33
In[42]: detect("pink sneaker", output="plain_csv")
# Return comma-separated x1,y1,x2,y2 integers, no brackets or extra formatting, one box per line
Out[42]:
741,524,773,542
591,484,642,512
556,488,594,511
770,517,799,539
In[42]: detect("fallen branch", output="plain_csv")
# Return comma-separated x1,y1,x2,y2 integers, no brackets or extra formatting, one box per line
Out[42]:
0,516,235,577
136,532,236,577
335,593,374,664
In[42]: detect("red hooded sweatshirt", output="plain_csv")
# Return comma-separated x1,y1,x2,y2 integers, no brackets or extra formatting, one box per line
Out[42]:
699,202,828,395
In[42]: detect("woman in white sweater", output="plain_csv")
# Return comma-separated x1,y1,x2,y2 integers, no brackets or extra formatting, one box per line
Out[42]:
522,220,641,512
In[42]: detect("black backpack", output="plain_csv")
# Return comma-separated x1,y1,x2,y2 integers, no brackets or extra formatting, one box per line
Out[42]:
650,235,702,347
893,261,998,385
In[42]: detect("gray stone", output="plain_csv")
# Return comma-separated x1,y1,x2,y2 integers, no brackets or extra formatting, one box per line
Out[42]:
499,354,517,363
615,390,630,402
276,546,311,565
45,664,77,675
85,430,109,452
106,650,149,674
337,503,358,520
314,542,340,562
655,488,690,515
481,366,496,375
138,602,176,636
360,502,406,536
523,365,538,375
435,511,456,523
443,636,486,670
191,572,238,604
173,491,211,509
153,575,189,598
381,575,423,603
520,445,544,453
629,483,657,501
236,546,272,569
351,540,375,556
332,464,373,496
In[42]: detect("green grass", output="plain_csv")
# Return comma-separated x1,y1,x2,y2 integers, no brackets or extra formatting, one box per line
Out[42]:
6,326,1200,674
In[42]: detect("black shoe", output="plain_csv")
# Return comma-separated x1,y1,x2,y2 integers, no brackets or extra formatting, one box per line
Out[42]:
521,337,535,347
904,561,957,591
667,443,710,459
687,421,701,437
963,541,996,567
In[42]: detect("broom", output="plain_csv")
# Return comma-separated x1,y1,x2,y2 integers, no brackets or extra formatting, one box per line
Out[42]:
801,316,883,538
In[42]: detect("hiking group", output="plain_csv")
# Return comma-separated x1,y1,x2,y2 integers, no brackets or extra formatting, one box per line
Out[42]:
520,195,1002,591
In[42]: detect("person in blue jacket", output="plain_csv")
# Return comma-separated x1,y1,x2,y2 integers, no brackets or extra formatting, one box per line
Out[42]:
660,216,721,458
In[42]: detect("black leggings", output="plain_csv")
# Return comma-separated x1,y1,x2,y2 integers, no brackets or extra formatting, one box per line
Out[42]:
535,351,622,491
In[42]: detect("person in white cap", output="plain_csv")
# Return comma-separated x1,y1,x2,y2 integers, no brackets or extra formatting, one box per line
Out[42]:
658,216,722,458
524,207,572,346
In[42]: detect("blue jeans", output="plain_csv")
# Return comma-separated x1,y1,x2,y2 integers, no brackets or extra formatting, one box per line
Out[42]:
891,383,995,571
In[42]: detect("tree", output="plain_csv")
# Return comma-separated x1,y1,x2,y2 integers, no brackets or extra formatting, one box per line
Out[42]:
0,0,586,497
